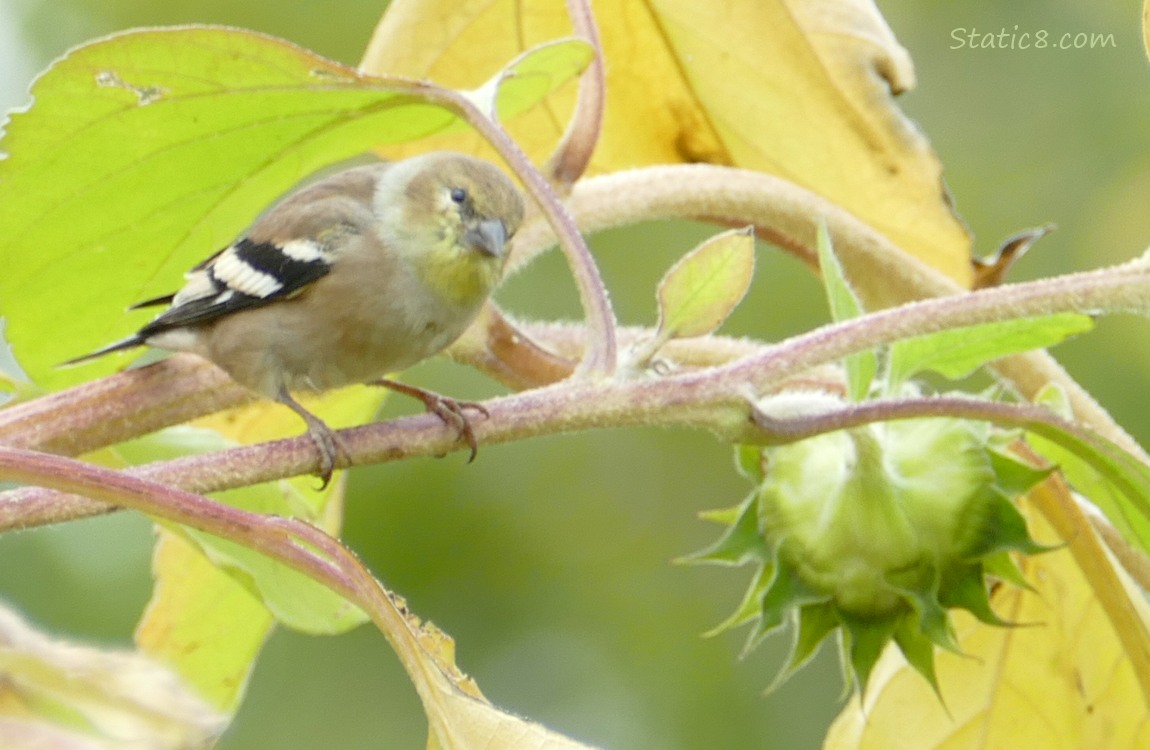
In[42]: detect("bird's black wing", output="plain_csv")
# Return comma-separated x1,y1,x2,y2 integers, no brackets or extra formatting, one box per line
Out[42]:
138,236,333,337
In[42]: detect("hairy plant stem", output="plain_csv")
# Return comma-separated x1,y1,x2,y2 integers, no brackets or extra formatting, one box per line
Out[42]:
543,0,604,189
509,165,1148,460
6,254,1150,531
7,262,1150,704
731,256,1150,391
7,386,1150,706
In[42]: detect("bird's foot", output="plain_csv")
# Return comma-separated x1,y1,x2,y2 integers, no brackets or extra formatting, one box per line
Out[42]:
372,378,488,461
303,418,351,488
277,388,349,488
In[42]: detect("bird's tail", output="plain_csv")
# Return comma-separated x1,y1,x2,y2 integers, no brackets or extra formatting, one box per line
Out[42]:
59,335,145,367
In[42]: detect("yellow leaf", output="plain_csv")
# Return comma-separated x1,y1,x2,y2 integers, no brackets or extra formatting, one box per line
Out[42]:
362,0,971,285
134,387,386,709
135,532,273,712
192,385,386,516
426,690,602,750
1143,0,1150,62
823,503,1150,750
368,586,600,749
0,602,227,746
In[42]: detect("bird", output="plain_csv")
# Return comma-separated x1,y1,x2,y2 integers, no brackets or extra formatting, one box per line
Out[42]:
67,151,526,484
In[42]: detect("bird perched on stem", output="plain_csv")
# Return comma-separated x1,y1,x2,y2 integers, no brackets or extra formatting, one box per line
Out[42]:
67,151,525,484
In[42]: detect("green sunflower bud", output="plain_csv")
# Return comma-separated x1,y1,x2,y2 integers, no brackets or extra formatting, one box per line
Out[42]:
691,413,1050,696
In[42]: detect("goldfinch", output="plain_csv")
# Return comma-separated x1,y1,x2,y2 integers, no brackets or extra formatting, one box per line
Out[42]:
68,151,525,482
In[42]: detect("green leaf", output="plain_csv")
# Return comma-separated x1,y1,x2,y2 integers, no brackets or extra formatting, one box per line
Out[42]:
892,615,941,697
680,492,769,566
734,443,766,483
766,602,840,693
940,563,1011,627
0,27,593,389
887,313,1094,386
981,550,1033,591
702,564,773,638
749,559,829,650
654,227,755,342
894,582,959,655
1026,425,1150,557
987,446,1054,499
840,613,897,695
965,488,1052,559
120,426,368,636
816,221,875,400
177,512,368,635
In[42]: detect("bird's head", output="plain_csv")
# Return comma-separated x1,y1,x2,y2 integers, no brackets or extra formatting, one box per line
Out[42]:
377,152,525,306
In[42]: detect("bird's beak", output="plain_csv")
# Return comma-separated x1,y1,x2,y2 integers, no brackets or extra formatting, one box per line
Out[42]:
465,219,508,258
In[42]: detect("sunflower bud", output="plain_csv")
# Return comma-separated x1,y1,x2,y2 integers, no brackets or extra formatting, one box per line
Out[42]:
691,413,1049,695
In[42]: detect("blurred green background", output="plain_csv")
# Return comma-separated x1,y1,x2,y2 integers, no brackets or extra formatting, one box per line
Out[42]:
1,1,1148,748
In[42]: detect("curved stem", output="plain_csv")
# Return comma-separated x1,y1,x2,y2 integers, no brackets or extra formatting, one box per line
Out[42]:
750,394,1124,444
7,258,1150,529
0,354,249,455
543,0,605,188
0,448,353,594
0,446,470,724
416,82,617,377
505,165,1144,457
723,258,1150,389
508,164,959,310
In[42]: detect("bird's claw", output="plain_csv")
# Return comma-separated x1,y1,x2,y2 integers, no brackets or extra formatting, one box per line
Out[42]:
373,378,488,461
278,388,349,488
306,422,350,489
423,395,487,463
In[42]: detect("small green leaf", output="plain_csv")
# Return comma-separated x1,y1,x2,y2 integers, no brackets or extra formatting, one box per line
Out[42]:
119,426,367,636
982,550,1033,590
766,602,839,693
734,443,766,483
702,564,773,638
0,27,592,389
987,447,1054,499
966,488,1052,558
941,563,1011,627
749,559,830,651
680,492,769,566
816,221,875,400
891,571,959,654
893,615,941,697
177,519,367,635
465,38,597,119
1026,425,1150,556
887,312,1094,386
676,492,768,561
655,227,755,343
840,614,898,695
791,603,840,672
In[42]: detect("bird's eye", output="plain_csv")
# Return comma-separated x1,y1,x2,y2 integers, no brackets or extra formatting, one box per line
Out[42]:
449,187,468,204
